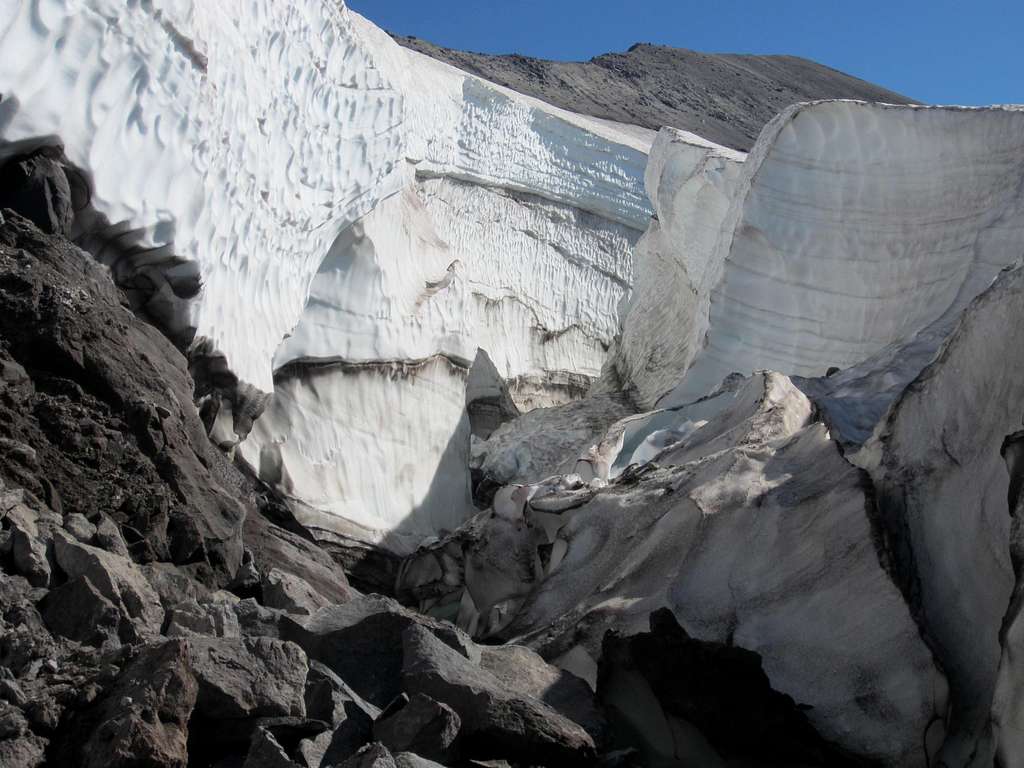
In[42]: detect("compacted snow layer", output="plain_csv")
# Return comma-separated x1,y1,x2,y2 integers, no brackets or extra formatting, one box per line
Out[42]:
665,101,1024,405
611,102,1024,414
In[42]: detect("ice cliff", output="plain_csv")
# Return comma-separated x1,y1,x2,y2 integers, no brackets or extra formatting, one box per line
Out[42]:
0,0,652,552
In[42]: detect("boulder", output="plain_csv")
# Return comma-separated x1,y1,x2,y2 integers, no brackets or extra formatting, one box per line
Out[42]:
94,515,131,558
39,575,124,647
480,644,604,742
141,562,211,609
305,661,380,728
0,731,47,768
0,669,28,708
304,661,378,767
401,625,595,766
0,152,74,236
373,693,460,763
187,636,308,722
75,640,198,768
165,598,240,638
0,700,29,738
53,532,164,637
64,513,97,543
285,596,477,708
244,512,353,606
5,500,55,588
337,743,396,768
232,597,291,639
245,726,301,768
262,568,330,616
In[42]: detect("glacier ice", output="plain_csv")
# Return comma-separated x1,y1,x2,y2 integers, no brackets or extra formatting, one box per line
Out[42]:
234,22,653,547
610,101,1024,411
399,373,945,765
397,99,1024,764
855,264,1024,765
607,127,745,410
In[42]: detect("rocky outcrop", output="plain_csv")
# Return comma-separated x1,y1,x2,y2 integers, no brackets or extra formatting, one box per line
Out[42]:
0,208,245,587
0,185,382,766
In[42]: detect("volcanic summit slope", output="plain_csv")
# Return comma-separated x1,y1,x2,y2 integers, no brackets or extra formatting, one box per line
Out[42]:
395,36,917,150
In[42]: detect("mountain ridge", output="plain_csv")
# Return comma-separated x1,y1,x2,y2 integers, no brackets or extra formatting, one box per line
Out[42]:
394,35,918,150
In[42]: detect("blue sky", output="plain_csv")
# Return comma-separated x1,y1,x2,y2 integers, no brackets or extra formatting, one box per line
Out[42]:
348,0,1021,106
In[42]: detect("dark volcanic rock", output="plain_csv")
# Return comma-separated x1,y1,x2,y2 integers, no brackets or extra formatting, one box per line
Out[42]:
187,636,308,722
337,742,397,768
0,726,47,768
480,644,605,744
0,211,245,587
285,595,478,709
262,567,331,616
72,640,198,768
247,505,356,606
305,660,380,730
39,574,124,648
302,660,378,767
244,726,301,768
401,624,595,766
0,151,74,236
395,37,916,151
3,495,57,588
53,530,165,639
372,693,460,763
392,754,444,768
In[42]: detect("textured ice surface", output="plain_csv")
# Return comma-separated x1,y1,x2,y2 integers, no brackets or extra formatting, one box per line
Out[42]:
666,101,1024,405
400,373,944,765
234,9,651,545
246,356,474,554
0,0,405,391
857,265,1024,765
611,102,1024,414
608,128,745,409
